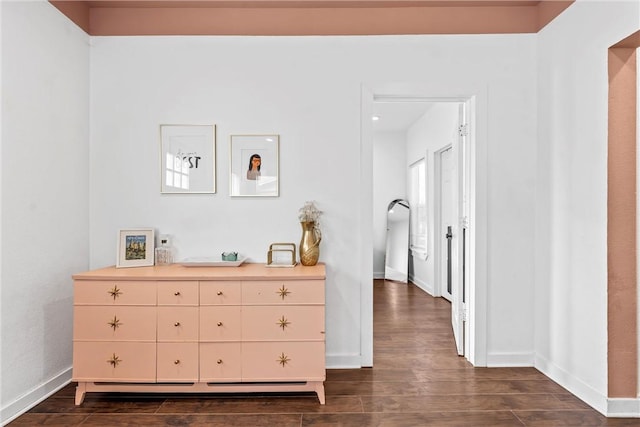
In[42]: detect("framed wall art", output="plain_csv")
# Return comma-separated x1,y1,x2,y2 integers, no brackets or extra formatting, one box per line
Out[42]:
116,228,155,268
160,124,216,194
230,134,279,197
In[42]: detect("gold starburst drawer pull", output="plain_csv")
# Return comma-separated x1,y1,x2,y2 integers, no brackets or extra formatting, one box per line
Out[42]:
107,353,122,368
277,352,290,367
108,316,122,331
277,316,290,330
277,285,290,300
108,285,122,300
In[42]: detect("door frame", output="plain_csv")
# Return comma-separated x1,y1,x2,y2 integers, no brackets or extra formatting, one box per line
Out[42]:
360,83,488,367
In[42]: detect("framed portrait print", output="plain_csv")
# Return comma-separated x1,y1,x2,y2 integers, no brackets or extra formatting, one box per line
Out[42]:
160,124,216,194
116,228,155,268
230,135,279,197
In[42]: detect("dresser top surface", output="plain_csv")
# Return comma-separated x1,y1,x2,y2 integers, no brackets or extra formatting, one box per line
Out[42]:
73,262,326,281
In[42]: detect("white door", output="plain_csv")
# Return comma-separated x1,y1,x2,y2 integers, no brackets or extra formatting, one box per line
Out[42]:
439,147,454,302
451,103,468,357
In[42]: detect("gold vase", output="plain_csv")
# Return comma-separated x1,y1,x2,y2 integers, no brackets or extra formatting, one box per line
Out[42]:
299,221,321,266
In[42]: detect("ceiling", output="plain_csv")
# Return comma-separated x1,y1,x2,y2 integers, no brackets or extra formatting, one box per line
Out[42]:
373,101,437,133
50,0,573,36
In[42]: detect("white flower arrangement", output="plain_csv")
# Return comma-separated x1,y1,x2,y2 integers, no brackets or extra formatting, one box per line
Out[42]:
298,201,322,223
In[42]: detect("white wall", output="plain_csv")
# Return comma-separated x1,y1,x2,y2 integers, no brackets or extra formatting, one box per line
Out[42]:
90,33,538,369
535,0,640,416
373,131,406,278
0,1,90,423
406,103,460,295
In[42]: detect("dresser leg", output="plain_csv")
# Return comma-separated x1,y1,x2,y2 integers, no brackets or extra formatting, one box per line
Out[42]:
315,382,325,404
75,382,86,405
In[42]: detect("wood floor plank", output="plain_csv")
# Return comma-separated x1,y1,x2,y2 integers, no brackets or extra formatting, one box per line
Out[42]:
512,410,640,426
302,411,525,426
156,395,363,414
82,413,303,426
360,393,591,413
5,413,89,426
326,379,571,396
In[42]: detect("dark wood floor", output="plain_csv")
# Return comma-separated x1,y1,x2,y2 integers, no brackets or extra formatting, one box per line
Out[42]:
9,280,640,426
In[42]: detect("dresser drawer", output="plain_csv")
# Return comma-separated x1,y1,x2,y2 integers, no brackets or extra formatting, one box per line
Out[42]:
73,341,156,382
200,343,242,381
242,306,325,341
158,281,198,305
242,280,324,305
75,280,156,305
157,307,199,341
74,306,156,341
242,342,325,381
200,281,241,305
200,306,241,341
157,342,198,382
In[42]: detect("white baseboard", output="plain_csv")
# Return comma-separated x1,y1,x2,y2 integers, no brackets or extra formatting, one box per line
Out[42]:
373,271,385,279
486,351,534,367
326,353,363,369
607,398,640,417
1,367,72,426
535,354,607,416
408,275,434,296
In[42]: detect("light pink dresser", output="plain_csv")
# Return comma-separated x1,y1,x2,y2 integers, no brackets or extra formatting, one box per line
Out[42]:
72,263,326,404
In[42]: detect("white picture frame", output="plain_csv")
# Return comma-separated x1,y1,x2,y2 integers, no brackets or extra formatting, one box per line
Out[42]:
160,124,216,194
116,228,155,268
230,134,279,197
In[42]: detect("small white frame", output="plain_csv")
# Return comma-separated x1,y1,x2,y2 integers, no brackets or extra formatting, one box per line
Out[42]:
160,124,216,194
116,228,155,268
230,135,279,197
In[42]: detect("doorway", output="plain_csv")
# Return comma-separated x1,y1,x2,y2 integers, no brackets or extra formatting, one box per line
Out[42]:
361,88,486,366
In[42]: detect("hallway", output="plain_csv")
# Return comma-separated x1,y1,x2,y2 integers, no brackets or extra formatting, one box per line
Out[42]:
8,280,637,426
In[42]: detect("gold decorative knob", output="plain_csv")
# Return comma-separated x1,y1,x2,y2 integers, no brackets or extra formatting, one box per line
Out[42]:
217,359,223,364
108,316,122,331
174,322,181,327
107,353,122,367
217,322,223,326
174,291,181,296
108,285,122,300
277,316,290,330
217,291,223,296
174,360,180,365
277,352,290,367
277,285,290,300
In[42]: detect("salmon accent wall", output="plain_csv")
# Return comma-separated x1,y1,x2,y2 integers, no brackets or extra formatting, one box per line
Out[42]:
608,36,638,398
49,0,573,35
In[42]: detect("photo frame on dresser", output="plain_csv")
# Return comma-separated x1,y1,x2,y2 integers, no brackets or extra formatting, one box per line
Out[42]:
116,228,155,268
230,134,279,197
160,124,216,194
